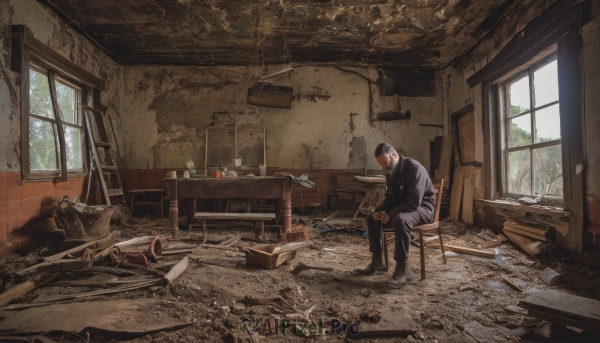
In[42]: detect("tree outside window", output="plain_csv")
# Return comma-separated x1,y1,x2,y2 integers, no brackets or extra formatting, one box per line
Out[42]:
28,65,84,177
504,57,562,198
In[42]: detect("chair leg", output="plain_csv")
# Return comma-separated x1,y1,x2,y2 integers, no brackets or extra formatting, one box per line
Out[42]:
203,219,207,244
382,231,389,268
438,226,447,264
419,230,425,280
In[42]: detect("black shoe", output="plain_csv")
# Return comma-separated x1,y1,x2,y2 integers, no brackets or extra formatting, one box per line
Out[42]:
355,262,388,275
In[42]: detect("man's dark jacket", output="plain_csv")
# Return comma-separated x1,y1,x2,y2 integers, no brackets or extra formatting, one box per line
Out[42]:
374,154,435,219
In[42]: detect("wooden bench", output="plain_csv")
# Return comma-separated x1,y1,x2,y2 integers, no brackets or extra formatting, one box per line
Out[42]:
193,212,276,243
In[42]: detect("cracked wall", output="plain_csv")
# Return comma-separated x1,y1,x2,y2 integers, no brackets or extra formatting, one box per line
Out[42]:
119,65,443,172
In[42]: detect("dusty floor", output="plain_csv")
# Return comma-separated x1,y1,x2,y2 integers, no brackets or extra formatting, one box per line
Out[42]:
2,214,600,342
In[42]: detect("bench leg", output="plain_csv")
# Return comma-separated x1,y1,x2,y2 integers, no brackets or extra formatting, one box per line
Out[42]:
203,219,207,244
254,221,265,240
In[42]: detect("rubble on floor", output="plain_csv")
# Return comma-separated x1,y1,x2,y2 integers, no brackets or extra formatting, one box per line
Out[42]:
0,207,599,342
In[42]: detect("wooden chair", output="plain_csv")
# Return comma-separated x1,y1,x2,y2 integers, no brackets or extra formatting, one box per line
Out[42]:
382,178,446,280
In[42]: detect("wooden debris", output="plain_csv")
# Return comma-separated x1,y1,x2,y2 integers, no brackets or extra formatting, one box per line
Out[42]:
0,299,194,336
502,277,524,292
45,235,114,262
539,267,561,286
320,210,341,222
519,289,600,335
84,266,138,277
217,236,241,247
0,273,60,306
291,262,334,275
14,259,91,278
449,169,464,221
427,243,494,259
503,231,542,257
269,241,311,254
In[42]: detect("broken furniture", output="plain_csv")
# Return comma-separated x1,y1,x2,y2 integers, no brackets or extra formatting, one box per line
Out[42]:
353,175,386,219
241,241,310,269
382,178,446,280
128,189,165,218
193,212,276,243
164,176,292,237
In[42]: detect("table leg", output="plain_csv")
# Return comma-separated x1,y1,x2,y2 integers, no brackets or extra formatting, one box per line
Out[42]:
282,198,292,233
168,198,178,237
188,198,196,231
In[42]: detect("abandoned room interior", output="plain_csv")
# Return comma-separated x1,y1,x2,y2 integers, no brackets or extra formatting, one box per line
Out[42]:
0,0,599,341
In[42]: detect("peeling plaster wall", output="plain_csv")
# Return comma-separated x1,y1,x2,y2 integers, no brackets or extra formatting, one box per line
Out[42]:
0,0,123,173
119,65,443,172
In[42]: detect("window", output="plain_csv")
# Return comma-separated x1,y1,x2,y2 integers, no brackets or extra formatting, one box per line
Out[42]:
501,54,563,199
27,65,85,178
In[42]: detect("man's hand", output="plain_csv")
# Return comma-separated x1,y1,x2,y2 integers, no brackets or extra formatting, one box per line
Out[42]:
372,211,390,224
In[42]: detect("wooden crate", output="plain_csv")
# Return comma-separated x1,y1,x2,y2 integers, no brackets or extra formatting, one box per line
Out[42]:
242,244,297,270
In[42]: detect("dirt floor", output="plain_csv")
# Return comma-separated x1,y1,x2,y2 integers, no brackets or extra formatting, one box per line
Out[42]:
1,213,600,342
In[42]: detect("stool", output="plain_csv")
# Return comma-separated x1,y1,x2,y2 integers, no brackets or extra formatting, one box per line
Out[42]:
129,189,165,217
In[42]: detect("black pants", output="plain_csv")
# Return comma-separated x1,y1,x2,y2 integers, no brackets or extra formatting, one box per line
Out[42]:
366,207,433,263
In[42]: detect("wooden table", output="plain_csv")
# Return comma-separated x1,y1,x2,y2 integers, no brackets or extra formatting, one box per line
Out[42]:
163,176,292,236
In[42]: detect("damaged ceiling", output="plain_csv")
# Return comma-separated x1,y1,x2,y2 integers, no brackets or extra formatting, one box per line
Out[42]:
38,0,522,68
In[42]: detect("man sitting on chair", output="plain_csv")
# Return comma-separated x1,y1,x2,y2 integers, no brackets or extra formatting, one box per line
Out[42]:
356,143,435,286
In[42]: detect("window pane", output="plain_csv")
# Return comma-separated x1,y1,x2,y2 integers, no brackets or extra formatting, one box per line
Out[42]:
534,60,558,108
29,118,58,170
509,114,532,147
29,69,54,118
509,75,530,116
65,126,83,169
56,81,77,124
508,150,531,195
534,104,561,143
533,145,563,196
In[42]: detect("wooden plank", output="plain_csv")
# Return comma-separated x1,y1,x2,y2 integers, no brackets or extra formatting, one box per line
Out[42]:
45,235,113,262
504,221,548,235
437,135,453,184
558,27,586,254
0,273,60,306
503,225,547,241
457,110,475,164
427,243,494,259
503,231,541,257
194,212,275,221
461,176,474,224
519,289,600,326
524,308,600,335
449,169,464,221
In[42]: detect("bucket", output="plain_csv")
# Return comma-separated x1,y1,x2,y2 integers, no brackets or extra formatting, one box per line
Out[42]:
231,158,243,169
212,171,221,178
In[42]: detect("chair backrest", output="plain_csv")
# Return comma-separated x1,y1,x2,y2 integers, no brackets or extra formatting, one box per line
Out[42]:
430,178,444,223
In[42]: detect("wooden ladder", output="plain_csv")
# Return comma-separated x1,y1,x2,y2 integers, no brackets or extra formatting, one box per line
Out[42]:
83,106,125,206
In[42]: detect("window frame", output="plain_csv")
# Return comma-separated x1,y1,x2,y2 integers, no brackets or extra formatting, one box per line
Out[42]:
497,52,564,203
27,63,87,179
11,26,101,181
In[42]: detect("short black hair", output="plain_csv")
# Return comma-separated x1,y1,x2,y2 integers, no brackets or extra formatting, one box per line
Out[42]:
375,143,396,158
